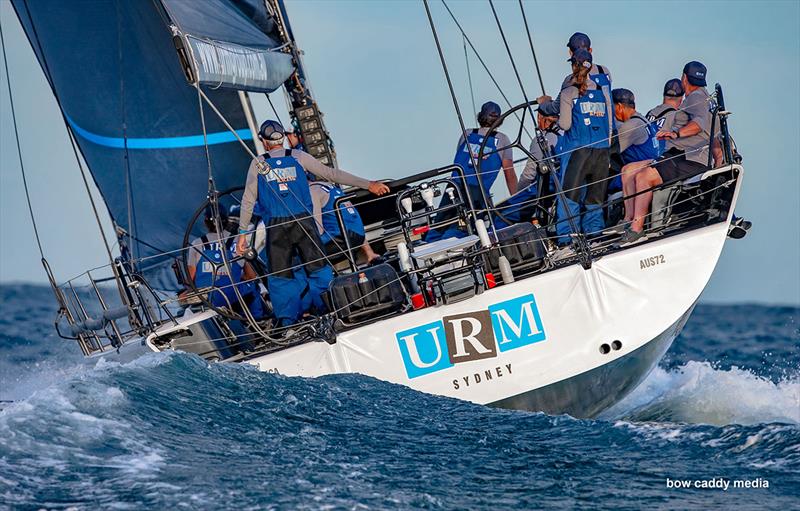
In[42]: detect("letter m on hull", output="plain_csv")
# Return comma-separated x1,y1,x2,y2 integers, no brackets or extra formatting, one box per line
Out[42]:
488,294,546,352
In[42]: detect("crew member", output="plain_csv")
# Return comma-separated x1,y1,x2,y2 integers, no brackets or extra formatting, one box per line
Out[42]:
309,179,380,263
620,61,719,246
646,78,688,155
429,101,516,240
519,100,561,190
555,49,611,245
452,101,517,204
538,32,613,143
606,88,660,229
188,207,264,318
236,120,389,326
286,125,305,151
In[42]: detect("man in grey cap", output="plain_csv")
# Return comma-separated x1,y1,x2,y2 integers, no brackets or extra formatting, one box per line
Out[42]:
236,119,389,325
620,61,720,245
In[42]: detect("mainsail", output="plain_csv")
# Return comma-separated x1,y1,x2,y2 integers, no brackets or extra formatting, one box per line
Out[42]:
11,0,295,287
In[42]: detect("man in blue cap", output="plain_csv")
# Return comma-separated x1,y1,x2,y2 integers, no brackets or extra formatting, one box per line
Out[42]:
602,88,660,232
620,61,720,245
646,79,688,153
236,120,389,326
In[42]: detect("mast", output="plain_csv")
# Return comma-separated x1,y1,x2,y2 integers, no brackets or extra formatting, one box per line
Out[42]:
238,91,266,155
266,0,338,167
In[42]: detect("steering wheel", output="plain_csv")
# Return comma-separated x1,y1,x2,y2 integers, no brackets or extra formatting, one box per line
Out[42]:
475,100,553,227
180,186,262,322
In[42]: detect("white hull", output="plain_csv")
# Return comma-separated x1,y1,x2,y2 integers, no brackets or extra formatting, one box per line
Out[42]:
145,165,743,417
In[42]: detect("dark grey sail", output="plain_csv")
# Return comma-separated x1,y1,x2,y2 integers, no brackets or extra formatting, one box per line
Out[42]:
11,0,295,287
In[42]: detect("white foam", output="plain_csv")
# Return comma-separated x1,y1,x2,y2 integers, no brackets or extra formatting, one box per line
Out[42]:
605,361,800,426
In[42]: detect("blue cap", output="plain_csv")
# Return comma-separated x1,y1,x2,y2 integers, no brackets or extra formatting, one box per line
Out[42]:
567,32,591,52
537,100,559,117
611,88,636,108
682,61,707,87
568,48,593,68
479,101,501,117
259,119,285,141
663,78,684,97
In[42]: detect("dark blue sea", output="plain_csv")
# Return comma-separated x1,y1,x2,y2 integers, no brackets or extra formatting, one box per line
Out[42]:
0,284,798,510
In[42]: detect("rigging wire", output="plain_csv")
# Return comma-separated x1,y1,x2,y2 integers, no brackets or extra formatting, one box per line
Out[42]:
440,0,533,142
266,93,284,126
116,1,137,266
462,35,477,116
517,0,545,96
0,19,43,258
486,0,590,265
422,0,495,238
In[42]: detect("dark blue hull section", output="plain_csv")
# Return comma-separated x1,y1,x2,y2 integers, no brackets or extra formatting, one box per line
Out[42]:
490,305,695,418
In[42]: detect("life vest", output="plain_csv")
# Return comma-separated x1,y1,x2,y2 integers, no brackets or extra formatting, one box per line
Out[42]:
256,149,313,225
452,128,503,192
590,64,611,90
647,106,677,156
310,182,366,245
562,85,611,152
591,65,614,137
193,234,243,307
621,114,660,163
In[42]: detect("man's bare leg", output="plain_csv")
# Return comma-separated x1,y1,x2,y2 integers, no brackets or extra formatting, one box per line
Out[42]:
631,168,663,232
621,160,651,222
361,241,379,263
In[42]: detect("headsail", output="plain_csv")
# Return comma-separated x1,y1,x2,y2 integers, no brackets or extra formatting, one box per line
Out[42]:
11,0,295,287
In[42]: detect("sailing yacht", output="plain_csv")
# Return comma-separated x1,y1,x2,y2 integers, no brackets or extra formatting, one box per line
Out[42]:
5,0,746,418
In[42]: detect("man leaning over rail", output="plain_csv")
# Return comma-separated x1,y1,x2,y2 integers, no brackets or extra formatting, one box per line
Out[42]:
236,120,389,327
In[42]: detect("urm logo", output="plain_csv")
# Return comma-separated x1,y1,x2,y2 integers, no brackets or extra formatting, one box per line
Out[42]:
396,294,546,379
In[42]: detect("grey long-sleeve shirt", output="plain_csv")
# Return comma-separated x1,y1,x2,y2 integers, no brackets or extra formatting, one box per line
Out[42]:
238,148,371,231
558,63,614,139
558,79,601,132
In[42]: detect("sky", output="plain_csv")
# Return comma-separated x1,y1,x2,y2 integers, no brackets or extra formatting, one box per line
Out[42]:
1,0,799,305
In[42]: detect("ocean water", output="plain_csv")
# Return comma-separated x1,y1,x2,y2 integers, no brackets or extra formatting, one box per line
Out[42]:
0,285,798,510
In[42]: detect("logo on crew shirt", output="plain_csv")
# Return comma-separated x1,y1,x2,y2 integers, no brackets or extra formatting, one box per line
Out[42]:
580,101,606,117
395,293,546,379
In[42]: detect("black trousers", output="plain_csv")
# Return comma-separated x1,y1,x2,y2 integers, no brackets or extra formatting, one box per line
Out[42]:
562,147,610,205
266,217,328,279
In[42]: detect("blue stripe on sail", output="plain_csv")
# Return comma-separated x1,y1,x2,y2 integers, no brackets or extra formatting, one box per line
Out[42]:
66,115,252,149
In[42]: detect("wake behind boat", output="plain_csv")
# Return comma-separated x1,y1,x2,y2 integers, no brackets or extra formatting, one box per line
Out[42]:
4,0,747,418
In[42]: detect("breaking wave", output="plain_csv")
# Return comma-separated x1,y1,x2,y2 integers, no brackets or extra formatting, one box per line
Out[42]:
605,361,800,426
1,288,798,509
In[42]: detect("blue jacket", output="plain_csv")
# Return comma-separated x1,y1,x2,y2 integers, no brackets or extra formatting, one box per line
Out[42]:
621,115,660,163
562,87,611,152
309,182,366,244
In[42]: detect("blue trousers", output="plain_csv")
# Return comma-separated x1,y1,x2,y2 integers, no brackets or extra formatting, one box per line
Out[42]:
556,147,609,244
